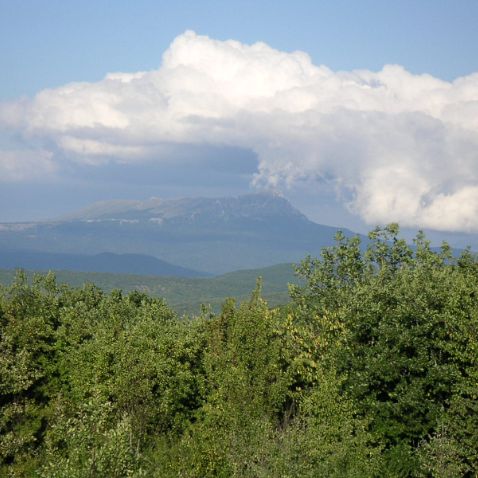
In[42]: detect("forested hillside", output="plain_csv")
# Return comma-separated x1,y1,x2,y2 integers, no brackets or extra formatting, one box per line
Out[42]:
0,263,296,314
1,226,477,477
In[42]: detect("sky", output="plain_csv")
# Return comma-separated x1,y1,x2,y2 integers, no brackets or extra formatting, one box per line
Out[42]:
1,0,478,235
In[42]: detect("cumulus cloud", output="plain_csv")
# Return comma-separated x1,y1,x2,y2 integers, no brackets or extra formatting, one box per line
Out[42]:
1,31,478,231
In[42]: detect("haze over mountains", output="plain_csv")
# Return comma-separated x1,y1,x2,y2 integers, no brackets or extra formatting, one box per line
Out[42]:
0,193,357,274
0,251,208,278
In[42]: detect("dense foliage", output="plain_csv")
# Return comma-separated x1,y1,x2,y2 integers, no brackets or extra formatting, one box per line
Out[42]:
1,226,477,477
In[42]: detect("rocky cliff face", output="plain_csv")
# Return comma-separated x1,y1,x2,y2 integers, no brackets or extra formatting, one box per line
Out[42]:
62,193,306,223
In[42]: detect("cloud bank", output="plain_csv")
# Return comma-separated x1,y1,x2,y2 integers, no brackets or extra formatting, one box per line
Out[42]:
1,31,478,232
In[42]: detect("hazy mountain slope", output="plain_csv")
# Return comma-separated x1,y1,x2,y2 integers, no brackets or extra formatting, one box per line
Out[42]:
403,228,478,250
0,263,299,314
0,251,209,278
0,193,360,274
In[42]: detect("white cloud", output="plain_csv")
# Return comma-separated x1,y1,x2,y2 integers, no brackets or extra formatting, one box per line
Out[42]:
1,31,478,231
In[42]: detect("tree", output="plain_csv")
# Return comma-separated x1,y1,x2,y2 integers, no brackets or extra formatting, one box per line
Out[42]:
291,225,478,476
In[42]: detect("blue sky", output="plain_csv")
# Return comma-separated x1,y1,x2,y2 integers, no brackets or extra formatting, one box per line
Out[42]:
2,0,478,100
1,1,478,235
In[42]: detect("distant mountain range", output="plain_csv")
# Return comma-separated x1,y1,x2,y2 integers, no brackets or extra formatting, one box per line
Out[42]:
0,251,208,278
0,193,360,274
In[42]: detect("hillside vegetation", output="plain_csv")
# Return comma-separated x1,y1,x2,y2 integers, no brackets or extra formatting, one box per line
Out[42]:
1,225,477,477
0,263,297,313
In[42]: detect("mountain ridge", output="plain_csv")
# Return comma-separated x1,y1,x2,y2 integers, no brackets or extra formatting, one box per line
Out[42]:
0,193,359,274
57,192,307,223
0,250,209,278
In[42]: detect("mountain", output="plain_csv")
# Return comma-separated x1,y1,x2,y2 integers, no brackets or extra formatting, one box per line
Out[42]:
0,251,208,278
0,193,359,274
